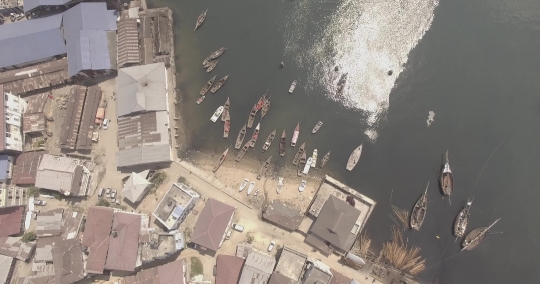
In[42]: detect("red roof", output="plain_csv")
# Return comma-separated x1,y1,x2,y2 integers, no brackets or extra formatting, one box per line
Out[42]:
82,206,114,274
105,212,141,272
216,255,244,284
12,151,45,185
191,199,235,251
0,206,24,238
157,259,185,284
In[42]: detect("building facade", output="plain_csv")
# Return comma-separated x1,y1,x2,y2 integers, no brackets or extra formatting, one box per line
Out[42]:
153,183,200,230
1,88,27,153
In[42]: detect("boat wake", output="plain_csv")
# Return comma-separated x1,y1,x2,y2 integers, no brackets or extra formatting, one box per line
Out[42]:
283,0,439,141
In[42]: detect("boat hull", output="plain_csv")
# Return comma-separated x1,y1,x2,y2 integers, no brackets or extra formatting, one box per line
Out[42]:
346,145,363,171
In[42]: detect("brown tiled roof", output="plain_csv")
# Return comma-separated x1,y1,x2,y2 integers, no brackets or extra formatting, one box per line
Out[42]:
105,212,141,272
51,238,84,284
329,269,351,284
82,206,114,274
0,206,24,238
216,255,244,284
12,151,44,185
262,201,303,231
309,195,360,251
268,272,297,284
157,259,185,284
191,199,235,251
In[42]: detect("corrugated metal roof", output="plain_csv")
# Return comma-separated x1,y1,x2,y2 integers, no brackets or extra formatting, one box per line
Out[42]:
116,63,168,117
0,14,66,69
34,154,84,194
104,212,141,272
82,206,114,274
0,155,10,181
36,208,63,237
23,0,70,13
0,255,14,284
62,2,117,39
122,172,151,203
51,238,84,284
12,151,44,185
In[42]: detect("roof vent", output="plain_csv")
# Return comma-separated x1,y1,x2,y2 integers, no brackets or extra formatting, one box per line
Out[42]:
112,231,118,238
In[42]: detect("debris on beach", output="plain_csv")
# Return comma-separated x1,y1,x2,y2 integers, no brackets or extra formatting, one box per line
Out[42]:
427,111,435,126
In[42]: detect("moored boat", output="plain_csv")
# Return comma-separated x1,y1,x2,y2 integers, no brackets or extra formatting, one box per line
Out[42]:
247,104,257,128
320,151,330,168
212,148,228,173
200,75,216,96
256,156,272,180
206,60,218,73
239,179,249,192
247,181,255,195
210,106,224,123
439,150,454,203
223,112,230,138
276,177,284,194
346,144,363,171
292,142,305,165
209,47,227,60
291,123,299,147
462,218,501,251
203,58,213,69
235,141,250,162
261,97,271,118
249,123,260,148
279,130,286,157
303,157,312,175
196,96,205,105
256,92,268,112
336,73,347,95
210,75,229,93
289,80,297,93
297,152,307,176
298,180,306,192
311,149,318,167
221,97,230,122
312,121,323,134
194,9,207,31
262,129,276,152
235,124,247,149
410,183,429,231
454,198,473,238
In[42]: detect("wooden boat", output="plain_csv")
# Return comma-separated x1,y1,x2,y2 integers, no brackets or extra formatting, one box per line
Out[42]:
298,180,306,192
439,150,454,203
311,149,318,168
261,97,271,118
196,96,205,105
303,157,312,175
312,121,323,134
221,97,230,122
235,141,250,162
206,60,218,73
279,130,286,157
262,129,276,152
247,182,255,195
346,144,363,171
291,123,299,147
297,152,307,176
210,75,229,93
209,47,227,60
210,106,224,123
203,58,213,69
462,218,501,251
249,123,260,148
454,198,473,238
276,177,284,194
194,9,207,31
223,112,230,138
289,80,297,93
200,75,216,96
235,124,247,149
212,148,228,173
256,156,272,180
410,183,429,231
336,73,347,95
247,104,257,128
256,92,268,112
320,151,330,168
239,179,249,192
292,142,305,165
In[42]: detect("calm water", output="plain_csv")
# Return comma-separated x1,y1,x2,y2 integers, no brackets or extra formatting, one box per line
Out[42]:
150,0,540,282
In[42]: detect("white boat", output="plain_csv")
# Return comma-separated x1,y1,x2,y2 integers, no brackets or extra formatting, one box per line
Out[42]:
311,149,318,168
247,182,256,195
289,80,297,93
276,177,284,194
303,157,312,174
239,179,249,192
346,144,363,171
298,180,306,192
210,106,224,122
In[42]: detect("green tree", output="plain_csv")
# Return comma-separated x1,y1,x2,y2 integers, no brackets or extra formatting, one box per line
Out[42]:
27,187,40,198
21,232,37,243
96,199,110,207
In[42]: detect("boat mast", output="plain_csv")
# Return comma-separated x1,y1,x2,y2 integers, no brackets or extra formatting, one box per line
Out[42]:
462,218,501,251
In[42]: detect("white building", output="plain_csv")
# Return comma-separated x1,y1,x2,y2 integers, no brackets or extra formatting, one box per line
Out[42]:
152,183,200,230
1,86,27,153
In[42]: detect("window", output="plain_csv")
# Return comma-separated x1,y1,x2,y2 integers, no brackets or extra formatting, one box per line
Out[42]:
5,133,10,138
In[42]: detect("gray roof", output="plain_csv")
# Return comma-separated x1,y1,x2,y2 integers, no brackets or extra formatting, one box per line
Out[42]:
35,154,84,195
121,171,151,203
0,14,66,69
0,255,14,284
238,251,276,284
309,195,360,252
0,155,9,181
51,238,84,284
23,0,70,13
36,209,63,237
116,63,168,117
63,3,117,77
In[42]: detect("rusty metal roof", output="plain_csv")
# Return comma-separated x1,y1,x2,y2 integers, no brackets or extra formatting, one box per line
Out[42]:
0,58,71,95
59,86,86,149
262,201,303,231
117,18,140,68
12,151,45,185
76,85,101,150
0,206,24,238
82,206,114,274
51,238,84,284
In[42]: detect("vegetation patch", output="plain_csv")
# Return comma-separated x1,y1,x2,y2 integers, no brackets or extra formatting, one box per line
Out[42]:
190,257,204,276
96,199,110,207
27,187,40,198
21,232,37,243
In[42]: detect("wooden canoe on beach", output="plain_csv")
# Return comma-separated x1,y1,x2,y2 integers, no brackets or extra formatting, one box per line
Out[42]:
212,148,228,172
257,156,272,180
235,124,247,149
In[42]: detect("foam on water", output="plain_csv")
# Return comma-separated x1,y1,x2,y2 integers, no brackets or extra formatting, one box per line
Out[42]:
284,0,439,142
